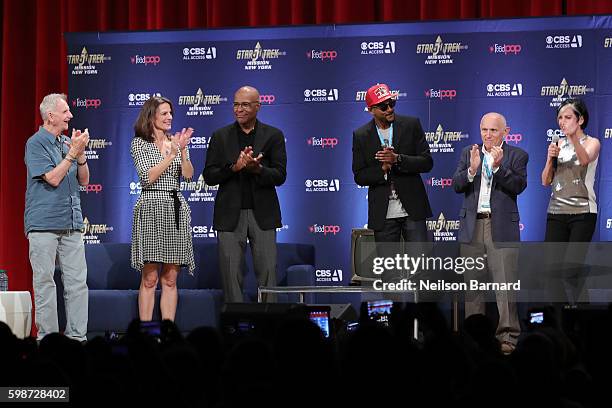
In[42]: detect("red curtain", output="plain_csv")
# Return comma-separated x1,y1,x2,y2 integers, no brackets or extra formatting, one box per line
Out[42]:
1,0,612,294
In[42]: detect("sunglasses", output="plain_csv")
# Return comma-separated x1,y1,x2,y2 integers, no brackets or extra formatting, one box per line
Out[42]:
372,99,396,111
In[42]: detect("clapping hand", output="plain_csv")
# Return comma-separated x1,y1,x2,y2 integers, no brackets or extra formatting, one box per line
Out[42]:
469,144,481,175
172,127,194,150
68,128,90,159
490,145,503,168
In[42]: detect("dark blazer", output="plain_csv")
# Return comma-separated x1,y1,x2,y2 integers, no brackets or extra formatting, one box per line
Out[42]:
352,114,434,231
203,120,287,231
452,143,528,243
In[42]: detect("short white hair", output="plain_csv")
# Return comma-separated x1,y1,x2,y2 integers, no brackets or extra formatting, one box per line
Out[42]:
39,93,67,121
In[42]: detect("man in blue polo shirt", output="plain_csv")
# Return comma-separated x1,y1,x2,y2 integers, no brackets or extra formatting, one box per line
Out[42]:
25,93,90,342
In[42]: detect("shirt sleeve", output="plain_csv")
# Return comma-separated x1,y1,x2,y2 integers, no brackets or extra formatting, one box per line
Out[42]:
130,138,152,187
25,139,55,179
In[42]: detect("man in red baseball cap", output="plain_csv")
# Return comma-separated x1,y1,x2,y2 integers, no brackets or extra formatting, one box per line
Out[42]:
352,83,433,284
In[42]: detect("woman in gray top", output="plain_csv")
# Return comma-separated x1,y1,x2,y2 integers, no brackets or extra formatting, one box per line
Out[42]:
541,98,600,303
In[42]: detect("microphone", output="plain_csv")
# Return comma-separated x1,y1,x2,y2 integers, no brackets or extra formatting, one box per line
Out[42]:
551,133,559,170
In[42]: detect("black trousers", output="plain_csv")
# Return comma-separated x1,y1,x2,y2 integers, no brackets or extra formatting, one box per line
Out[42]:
544,212,597,304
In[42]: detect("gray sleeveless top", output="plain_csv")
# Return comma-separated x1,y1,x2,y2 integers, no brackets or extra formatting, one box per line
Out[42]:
547,136,598,214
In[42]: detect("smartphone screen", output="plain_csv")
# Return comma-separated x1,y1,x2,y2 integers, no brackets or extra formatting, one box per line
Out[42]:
529,312,544,325
140,320,162,339
367,300,393,326
309,310,331,338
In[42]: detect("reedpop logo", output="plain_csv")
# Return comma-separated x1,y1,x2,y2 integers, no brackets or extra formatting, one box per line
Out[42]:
72,98,101,109
307,49,338,61
505,133,523,143
488,44,522,55
130,55,161,65
259,94,276,104
425,88,457,100
309,224,341,236
307,137,338,148
79,184,103,194
426,177,453,189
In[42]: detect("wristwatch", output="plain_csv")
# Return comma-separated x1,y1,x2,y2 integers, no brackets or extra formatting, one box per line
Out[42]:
396,154,402,164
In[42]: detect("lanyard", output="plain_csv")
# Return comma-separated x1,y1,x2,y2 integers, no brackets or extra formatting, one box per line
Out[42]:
376,123,393,147
482,154,493,186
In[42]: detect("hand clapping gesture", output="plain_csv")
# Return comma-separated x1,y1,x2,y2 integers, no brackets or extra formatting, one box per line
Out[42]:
171,127,194,150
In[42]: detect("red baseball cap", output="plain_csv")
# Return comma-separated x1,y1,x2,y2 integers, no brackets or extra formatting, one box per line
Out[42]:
365,83,393,107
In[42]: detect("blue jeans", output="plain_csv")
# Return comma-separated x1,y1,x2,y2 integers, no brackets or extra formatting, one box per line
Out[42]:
28,231,88,341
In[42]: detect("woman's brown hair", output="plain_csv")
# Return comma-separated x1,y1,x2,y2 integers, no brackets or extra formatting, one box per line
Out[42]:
133,96,174,142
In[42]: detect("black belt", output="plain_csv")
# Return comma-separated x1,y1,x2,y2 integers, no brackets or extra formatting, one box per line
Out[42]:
143,189,181,230
476,212,492,219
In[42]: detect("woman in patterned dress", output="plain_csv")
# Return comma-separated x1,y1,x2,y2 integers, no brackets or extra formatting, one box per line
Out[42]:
131,96,195,321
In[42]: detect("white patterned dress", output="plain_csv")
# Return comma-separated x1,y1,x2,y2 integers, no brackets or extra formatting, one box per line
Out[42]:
130,137,195,273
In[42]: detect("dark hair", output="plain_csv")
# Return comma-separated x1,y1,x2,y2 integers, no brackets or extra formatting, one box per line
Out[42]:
133,96,174,141
557,98,589,130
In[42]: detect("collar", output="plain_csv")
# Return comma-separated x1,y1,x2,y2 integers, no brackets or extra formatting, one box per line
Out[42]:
482,141,504,154
235,120,259,135
39,126,63,145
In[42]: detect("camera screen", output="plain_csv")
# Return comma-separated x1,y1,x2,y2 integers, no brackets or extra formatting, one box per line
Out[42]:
367,300,393,326
140,320,162,337
530,312,544,324
309,310,330,338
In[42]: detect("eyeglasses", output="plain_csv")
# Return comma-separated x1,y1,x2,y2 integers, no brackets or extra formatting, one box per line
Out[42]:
372,99,396,111
233,101,260,110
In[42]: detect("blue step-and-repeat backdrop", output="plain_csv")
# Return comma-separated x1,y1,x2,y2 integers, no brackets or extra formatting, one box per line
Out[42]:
65,15,612,285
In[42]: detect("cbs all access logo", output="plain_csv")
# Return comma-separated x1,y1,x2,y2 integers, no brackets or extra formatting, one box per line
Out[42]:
546,34,583,49
315,268,343,283
192,225,217,239
128,92,162,107
304,179,340,192
486,83,523,97
546,128,565,143
303,88,338,102
360,40,396,55
182,46,217,61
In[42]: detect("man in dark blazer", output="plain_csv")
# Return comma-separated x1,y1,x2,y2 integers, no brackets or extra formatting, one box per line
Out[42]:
352,83,433,245
452,112,528,354
203,85,286,302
